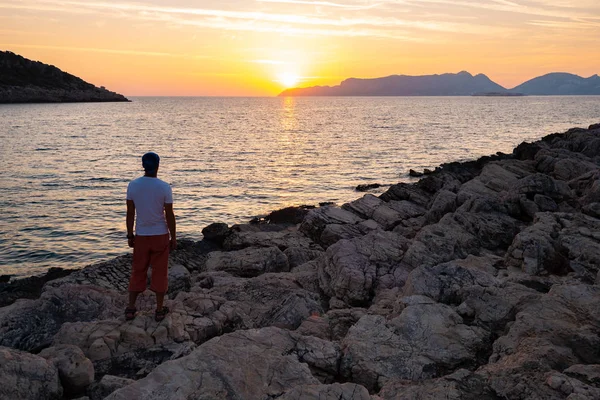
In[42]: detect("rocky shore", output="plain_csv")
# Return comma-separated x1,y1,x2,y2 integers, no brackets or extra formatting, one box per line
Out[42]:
2,123,600,399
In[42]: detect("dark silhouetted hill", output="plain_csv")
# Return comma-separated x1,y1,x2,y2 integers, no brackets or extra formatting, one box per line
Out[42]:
510,73,600,95
279,71,507,96
0,51,129,103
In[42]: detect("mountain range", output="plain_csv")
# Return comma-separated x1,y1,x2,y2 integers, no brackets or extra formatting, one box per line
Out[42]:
0,51,129,103
279,71,600,97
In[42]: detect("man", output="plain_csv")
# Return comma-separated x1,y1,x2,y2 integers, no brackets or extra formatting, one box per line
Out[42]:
125,152,176,322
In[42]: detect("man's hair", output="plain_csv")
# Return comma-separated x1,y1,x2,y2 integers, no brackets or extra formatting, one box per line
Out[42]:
142,152,160,173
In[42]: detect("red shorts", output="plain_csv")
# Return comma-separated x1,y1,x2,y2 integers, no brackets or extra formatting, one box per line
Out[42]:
129,234,170,293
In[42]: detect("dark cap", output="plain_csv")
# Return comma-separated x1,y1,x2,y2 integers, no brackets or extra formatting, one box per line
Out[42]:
142,152,160,172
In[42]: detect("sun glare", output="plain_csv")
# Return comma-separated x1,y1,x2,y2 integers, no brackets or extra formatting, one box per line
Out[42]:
278,72,300,88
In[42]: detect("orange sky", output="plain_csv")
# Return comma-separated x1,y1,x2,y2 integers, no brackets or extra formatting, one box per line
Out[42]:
1,0,599,96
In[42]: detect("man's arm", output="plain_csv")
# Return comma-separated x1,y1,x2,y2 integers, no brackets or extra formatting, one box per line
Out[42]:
165,203,176,251
126,200,135,248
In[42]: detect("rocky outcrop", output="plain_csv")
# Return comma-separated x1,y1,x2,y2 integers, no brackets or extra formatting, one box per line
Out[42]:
2,124,600,399
0,51,129,103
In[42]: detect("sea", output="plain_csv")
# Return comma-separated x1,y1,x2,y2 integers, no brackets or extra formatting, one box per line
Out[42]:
1,96,599,278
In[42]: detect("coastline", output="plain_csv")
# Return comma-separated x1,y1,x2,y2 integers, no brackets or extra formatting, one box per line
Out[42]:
2,123,600,399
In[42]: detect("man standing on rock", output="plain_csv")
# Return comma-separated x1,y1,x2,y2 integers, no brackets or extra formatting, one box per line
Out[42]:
125,152,176,322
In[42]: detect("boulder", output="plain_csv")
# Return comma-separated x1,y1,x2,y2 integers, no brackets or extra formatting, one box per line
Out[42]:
39,344,94,396
341,303,490,391
201,222,230,243
0,346,63,399
317,230,410,306
205,246,289,277
300,206,364,243
104,327,338,400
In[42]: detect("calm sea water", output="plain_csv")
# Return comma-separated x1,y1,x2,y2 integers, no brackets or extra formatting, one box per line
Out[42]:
1,96,599,278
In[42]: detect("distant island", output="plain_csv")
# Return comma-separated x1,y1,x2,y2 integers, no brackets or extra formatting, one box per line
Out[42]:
279,71,600,97
0,51,129,104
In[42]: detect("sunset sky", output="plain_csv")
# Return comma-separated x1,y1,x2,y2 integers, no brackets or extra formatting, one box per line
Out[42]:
1,0,599,96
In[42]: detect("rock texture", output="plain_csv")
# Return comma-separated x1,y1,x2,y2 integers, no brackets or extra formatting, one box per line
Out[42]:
2,123,600,399
0,51,129,103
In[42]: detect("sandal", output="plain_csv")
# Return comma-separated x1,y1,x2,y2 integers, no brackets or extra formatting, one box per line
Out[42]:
125,307,137,321
155,306,169,322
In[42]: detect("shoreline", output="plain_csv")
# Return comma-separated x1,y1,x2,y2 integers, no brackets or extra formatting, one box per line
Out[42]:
2,122,600,399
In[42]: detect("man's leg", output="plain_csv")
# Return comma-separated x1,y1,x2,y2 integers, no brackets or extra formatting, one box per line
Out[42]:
155,292,165,311
149,234,170,312
128,291,141,309
128,236,151,310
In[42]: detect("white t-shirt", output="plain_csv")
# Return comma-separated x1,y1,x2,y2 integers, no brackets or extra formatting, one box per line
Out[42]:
126,176,173,236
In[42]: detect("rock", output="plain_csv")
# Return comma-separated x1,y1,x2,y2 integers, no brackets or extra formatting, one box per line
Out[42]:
104,327,338,400
514,141,543,160
88,375,135,400
341,304,489,391
0,284,125,351
563,364,600,387
582,202,600,218
201,222,230,243
378,369,496,400
167,263,191,295
380,182,432,207
296,315,331,340
505,212,600,281
479,284,600,399
0,266,76,307
45,255,133,291
356,183,385,192
284,247,323,269
402,258,499,305
425,189,458,223
320,220,380,248
164,238,219,272
409,169,423,177
317,230,410,306
325,308,367,340
214,273,323,330
223,229,317,251
205,246,289,277
265,205,315,224
0,346,63,399
513,173,573,201
545,371,600,399
300,206,364,243
279,383,372,399
39,344,94,396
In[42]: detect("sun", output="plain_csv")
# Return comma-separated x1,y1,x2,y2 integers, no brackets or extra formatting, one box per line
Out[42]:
278,72,300,88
